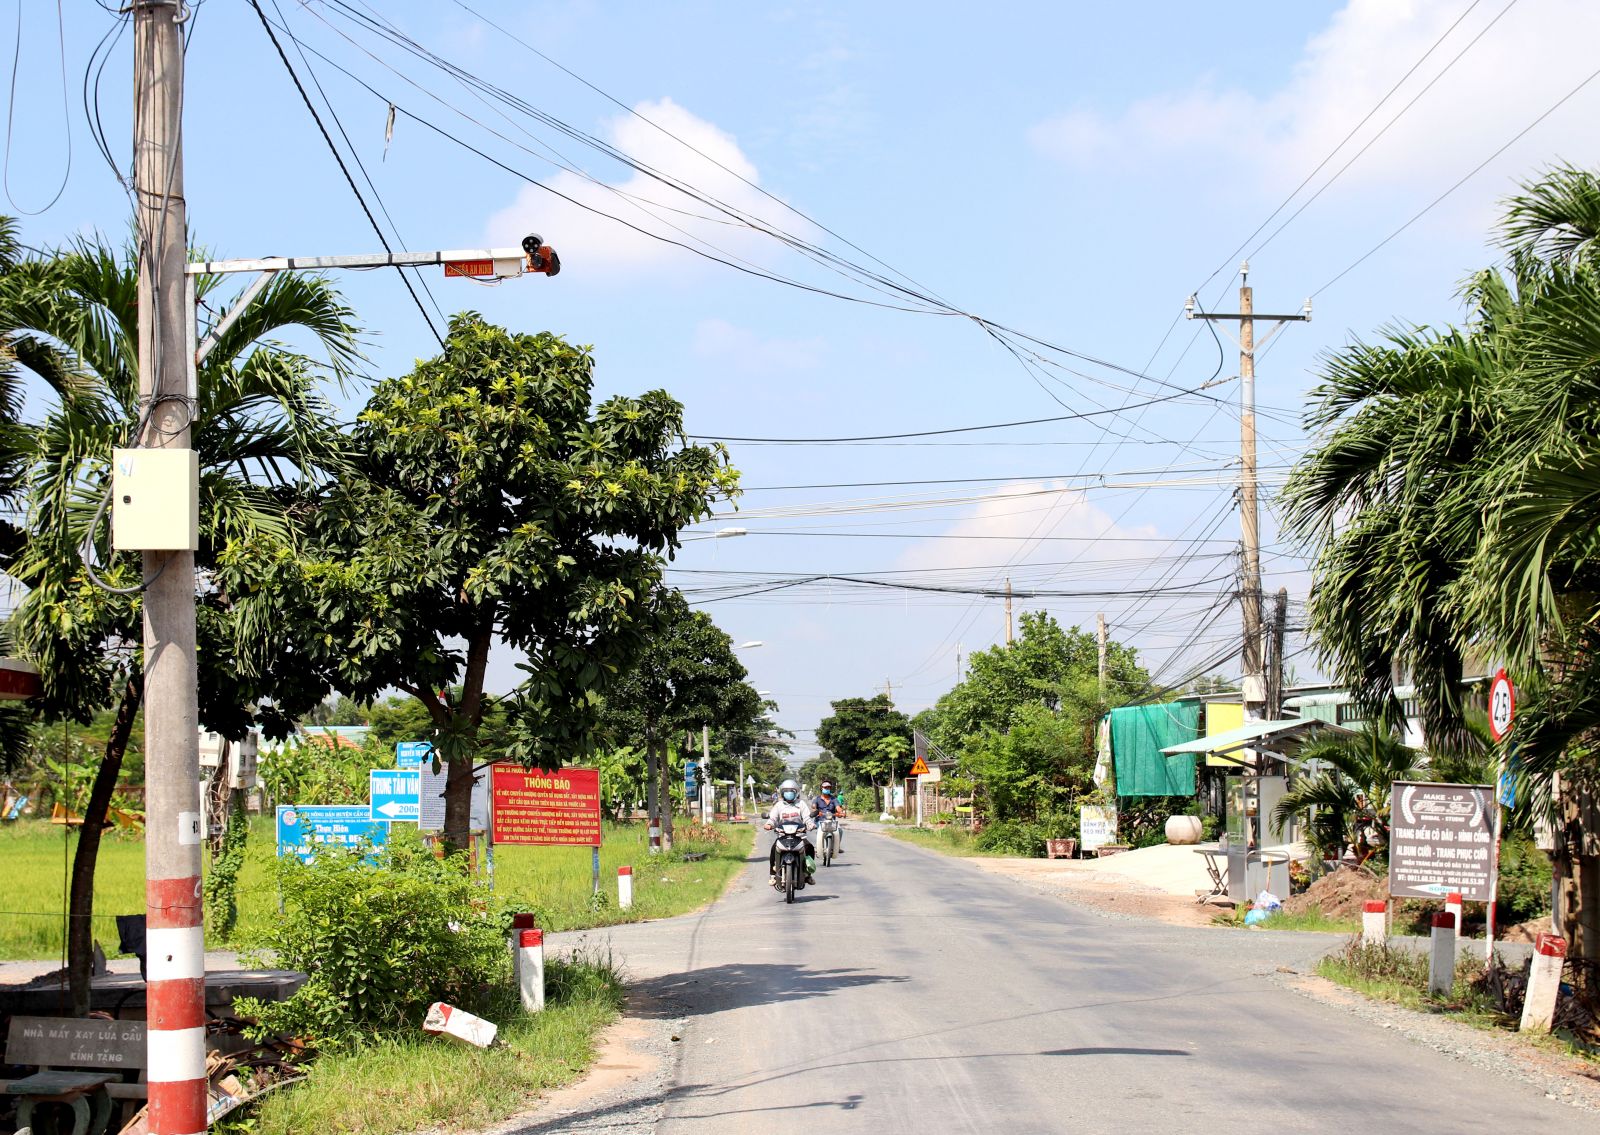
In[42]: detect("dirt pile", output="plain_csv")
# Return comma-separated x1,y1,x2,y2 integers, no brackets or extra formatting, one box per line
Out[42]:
1281,866,1385,920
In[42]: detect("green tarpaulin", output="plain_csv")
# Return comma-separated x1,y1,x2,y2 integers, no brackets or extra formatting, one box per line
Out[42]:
1109,703,1199,796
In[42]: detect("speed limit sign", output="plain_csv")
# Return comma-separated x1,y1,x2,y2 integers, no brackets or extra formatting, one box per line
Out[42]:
1489,669,1515,742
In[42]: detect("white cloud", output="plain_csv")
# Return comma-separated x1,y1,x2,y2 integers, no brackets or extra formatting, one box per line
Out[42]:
894,483,1162,574
692,318,825,374
1029,0,1600,194
485,98,804,280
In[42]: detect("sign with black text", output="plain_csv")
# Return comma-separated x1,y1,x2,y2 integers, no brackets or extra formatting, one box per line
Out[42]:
1388,781,1496,901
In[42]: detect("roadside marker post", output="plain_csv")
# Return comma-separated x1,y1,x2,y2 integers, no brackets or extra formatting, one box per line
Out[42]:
649,822,662,855
1444,892,1462,931
1520,932,1568,1033
1427,912,1456,997
517,929,546,1013
1362,900,1387,946
618,865,634,910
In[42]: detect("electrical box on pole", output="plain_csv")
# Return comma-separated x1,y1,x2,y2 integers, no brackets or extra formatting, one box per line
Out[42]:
111,448,200,550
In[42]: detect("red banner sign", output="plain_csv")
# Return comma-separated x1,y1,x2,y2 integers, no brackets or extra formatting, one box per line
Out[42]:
490,765,602,846
443,258,495,278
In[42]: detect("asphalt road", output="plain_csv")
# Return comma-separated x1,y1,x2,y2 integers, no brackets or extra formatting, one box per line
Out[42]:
530,828,1594,1134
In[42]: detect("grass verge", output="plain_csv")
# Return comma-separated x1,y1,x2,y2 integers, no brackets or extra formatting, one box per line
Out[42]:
227,951,625,1135
0,819,755,959
882,825,994,857
1315,939,1500,1021
1212,904,1361,934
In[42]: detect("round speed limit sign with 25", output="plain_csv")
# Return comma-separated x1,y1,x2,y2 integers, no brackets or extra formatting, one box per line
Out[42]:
1489,668,1515,742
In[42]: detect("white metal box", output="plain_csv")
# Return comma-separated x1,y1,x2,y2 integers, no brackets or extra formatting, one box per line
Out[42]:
229,732,259,790
111,447,200,551
198,731,226,769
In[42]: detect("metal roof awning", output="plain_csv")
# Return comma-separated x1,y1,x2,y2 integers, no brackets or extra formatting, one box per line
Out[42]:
1160,717,1354,765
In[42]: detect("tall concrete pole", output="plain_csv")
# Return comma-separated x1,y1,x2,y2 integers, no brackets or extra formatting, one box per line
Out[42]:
1004,577,1014,644
1238,271,1264,720
134,3,205,1132
1096,613,1108,702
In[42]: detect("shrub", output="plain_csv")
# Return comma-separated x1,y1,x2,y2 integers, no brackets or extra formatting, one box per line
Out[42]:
844,786,876,815
235,830,509,1049
1495,836,1551,925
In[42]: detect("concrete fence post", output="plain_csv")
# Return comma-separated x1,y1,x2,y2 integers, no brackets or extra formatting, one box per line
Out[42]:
618,865,634,910
1519,932,1568,1033
1427,912,1456,997
1361,900,1387,947
517,928,546,1013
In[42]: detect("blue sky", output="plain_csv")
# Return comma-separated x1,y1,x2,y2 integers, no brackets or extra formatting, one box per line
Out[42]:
8,0,1600,757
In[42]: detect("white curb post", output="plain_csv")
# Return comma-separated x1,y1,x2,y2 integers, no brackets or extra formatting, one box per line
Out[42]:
1519,932,1568,1033
618,865,634,910
1362,900,1387,946
1444,892,1462,932
1427,912,1456,997
517,928,546,1013
424,1002,498,1047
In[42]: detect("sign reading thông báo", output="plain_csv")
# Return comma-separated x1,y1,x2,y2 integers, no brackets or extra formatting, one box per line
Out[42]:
1388,781,1497,902
490,765,602,846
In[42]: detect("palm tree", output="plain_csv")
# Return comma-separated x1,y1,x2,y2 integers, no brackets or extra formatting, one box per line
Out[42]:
1284,164,1600,978
0,234,358,1014
1271,727,1426,866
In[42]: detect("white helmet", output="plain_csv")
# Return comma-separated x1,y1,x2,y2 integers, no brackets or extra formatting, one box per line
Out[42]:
779,778,800,803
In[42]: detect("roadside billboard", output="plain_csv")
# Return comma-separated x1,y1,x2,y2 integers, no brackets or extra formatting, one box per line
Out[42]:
1388,781,1496,901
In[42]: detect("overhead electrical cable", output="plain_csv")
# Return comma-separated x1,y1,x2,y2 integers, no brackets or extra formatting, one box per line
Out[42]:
245,0,444,347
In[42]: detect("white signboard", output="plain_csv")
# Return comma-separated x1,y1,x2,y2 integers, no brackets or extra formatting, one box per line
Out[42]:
1080,805,1117,852
418,761,490,832
1389,781,1497,901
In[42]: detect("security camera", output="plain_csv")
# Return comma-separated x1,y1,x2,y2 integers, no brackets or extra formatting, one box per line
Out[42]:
524,236,561,278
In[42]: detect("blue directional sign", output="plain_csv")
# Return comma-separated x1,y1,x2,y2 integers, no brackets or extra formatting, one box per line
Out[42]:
396,741,432,770
1498,771,1517,808
684,759,700,793
276,805,390,862
370,769,421,821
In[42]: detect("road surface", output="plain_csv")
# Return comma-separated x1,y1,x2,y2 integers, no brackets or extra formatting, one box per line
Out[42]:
517,828,1594,1134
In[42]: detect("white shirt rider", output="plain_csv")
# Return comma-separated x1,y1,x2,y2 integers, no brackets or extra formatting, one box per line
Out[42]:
766,797,815,829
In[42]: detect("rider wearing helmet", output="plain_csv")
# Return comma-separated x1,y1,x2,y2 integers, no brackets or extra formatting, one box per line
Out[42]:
765,778,816,887
811,780,846,852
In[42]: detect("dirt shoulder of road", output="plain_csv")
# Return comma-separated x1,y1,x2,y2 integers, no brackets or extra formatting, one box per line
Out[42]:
1277,969,1600,1111
946,852,1232,929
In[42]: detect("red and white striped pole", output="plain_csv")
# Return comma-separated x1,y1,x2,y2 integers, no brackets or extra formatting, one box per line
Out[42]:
133,2,207,1132
648,822,661,855
618,865,633,910
1361,900,1387,946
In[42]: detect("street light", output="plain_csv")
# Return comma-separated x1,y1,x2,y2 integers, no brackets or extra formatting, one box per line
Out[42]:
682,526,749,542
739,640,764,649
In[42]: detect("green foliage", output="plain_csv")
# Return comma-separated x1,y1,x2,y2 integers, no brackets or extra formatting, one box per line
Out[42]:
1109,795,1199,850
1496,835,1553,925
928,612,1149,748
843,785,876,815
599,588,762,803
972,812,1077,857
1270,726,1426,864
960,700,1096,825
226,314,738,844
204,799,249,939
815,694,911,784
236,830,509,1049
259,734,388,808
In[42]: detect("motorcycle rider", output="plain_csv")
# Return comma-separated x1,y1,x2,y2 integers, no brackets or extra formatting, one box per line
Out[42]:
765,779,816,887
812,780,846,853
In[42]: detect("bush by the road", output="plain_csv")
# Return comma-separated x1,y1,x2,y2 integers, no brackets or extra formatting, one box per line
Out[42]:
236,830,509,1049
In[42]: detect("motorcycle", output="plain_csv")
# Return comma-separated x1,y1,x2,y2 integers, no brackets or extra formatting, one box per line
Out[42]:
772,819,810,903
818,816,841,867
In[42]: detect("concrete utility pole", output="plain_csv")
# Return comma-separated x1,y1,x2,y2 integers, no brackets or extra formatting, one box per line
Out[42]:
1005,577,1014,643
1187,266,1309,720
1096,613,1108,702
133,3,205,1133
1267,587,1288,718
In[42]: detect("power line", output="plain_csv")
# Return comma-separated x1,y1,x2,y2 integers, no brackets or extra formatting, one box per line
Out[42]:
245,0,444,347
1314,56,1600,297
689,383,1229,444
